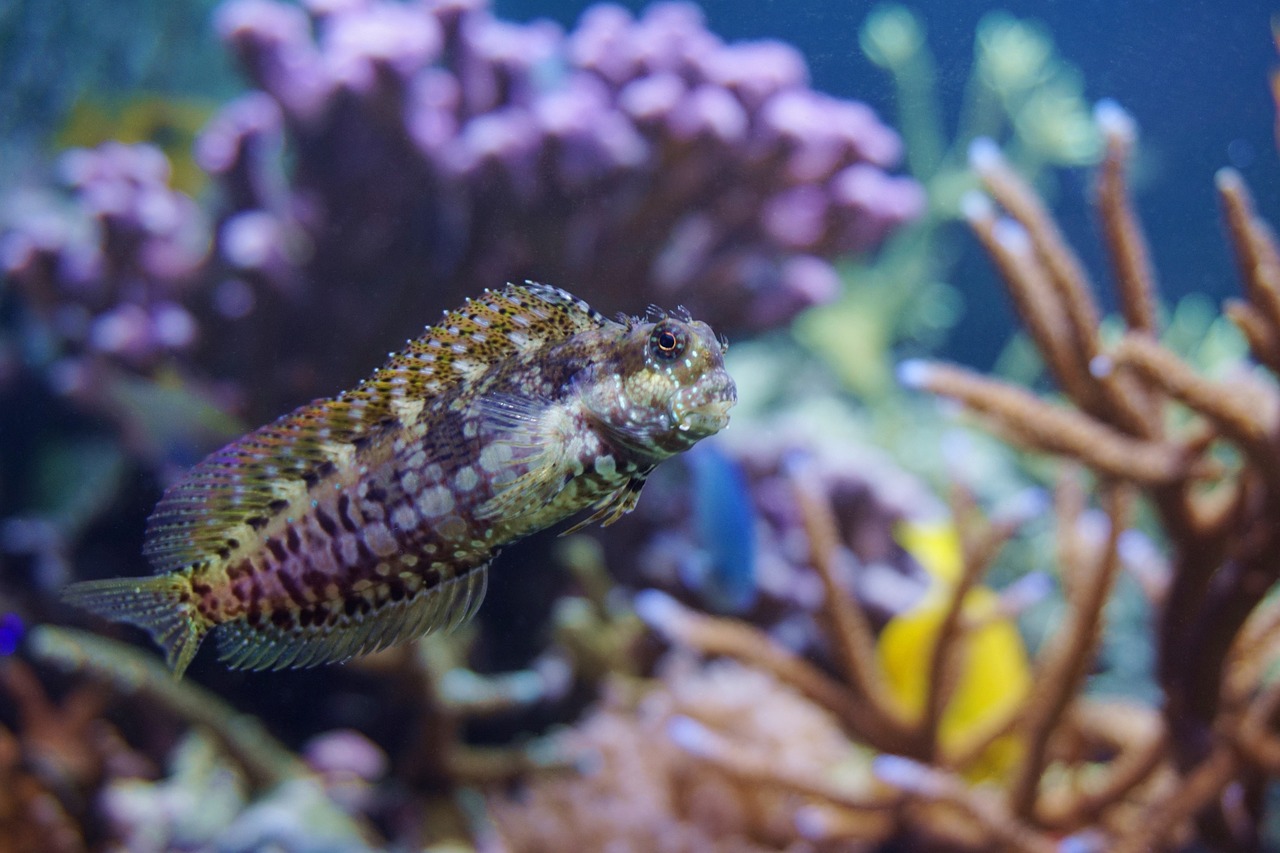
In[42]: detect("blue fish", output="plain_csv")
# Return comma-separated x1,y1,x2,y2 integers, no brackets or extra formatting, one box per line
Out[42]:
0,612,25,656
678,442,758,613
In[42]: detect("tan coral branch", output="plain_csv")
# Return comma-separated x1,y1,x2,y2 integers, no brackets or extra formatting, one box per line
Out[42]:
634,591,914,752
876,756,1061,853
900,360,1190,484
1109,335,1280,487
1224,299,1280,373
1234,676,1280,772
919,508,1001,756
1226,594,1280,704
665,715,898,822
1008,484,1133,820
1036,700,1168,832
970,140,1103,361
1095,102,1160,337
1112,743,1239,853
972,140,1155,437
964,192,1096,405
1217,168,1280,336
790,468,905,727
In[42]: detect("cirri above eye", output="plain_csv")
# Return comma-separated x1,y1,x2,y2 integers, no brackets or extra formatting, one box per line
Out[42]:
650,324,686,360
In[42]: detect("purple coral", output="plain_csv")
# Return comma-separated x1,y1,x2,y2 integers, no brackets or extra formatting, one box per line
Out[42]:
1,143,208,375
1,0,921,425
201,0,921,363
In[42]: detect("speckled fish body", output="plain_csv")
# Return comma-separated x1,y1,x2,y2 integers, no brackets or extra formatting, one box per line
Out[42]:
62,283,736,676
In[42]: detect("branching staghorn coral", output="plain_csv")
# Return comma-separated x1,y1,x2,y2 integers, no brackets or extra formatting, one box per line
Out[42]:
491,135,1280,842
626,470,1160,851
489,453,1169,850
899,101,1280,850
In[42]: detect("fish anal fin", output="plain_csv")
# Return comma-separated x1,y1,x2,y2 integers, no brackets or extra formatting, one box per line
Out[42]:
61,575,209,678
214,565,490,671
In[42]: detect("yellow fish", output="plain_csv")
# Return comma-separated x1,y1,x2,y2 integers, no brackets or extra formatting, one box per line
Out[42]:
879,519,1031,777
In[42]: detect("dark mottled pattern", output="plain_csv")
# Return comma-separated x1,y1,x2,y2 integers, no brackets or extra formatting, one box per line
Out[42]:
62,283,736,675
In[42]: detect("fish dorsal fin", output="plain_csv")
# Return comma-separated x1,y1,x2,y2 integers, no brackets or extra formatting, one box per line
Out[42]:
144,282,609,575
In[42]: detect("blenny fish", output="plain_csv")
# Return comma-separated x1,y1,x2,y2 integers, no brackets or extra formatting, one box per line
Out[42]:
63,283,736,676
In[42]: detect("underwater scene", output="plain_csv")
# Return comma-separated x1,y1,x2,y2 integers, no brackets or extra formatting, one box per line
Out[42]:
2,0,1280,850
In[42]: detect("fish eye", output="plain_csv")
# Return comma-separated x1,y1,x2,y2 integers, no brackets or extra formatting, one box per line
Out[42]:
650,324,686,361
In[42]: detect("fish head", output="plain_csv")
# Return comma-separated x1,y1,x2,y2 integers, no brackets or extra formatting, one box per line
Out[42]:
583,314,737,460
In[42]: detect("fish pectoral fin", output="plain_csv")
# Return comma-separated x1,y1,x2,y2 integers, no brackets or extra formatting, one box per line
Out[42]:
471,392,547,442
475,455,569,522
473,392,577,522
560,476,647,535
215,565,490,671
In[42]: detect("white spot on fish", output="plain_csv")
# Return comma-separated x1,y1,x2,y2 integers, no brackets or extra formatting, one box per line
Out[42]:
392,505,418,532
455,466,480,492
478,442,513,473
365,522,399,557
392,397,424,422
416,485,455,518
594,454,617,478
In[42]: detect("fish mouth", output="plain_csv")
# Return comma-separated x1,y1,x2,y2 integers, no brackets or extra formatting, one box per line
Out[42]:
677,399,734,437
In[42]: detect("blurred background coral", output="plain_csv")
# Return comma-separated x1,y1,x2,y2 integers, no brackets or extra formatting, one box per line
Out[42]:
2,1,1279,851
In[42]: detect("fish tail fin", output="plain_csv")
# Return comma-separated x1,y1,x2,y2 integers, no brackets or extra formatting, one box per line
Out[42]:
61,575,210,678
